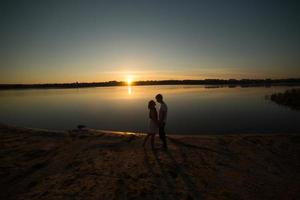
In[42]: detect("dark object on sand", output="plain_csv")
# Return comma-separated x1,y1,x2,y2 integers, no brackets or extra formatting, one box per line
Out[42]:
77,125,86,130
268,88,300,110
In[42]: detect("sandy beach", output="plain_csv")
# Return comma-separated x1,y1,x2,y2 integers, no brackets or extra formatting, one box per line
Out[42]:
0,124,299,200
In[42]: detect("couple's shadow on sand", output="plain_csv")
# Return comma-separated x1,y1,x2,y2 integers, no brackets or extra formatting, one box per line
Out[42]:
72,129,202,199
143,139,202,200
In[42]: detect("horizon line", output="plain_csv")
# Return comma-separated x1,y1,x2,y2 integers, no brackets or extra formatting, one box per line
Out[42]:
1,77,300,85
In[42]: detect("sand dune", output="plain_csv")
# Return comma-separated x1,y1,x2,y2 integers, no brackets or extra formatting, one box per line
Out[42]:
0,124,299,200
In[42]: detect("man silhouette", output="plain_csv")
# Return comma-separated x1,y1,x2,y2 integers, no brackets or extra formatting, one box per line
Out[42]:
155,94,168,149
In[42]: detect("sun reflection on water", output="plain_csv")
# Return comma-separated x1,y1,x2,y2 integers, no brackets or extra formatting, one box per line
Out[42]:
127,86,132,95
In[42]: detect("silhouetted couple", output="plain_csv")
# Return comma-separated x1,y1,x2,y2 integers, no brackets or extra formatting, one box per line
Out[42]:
143,94,168,150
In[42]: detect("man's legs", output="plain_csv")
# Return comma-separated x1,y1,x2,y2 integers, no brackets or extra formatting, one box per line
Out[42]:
159,123,167,149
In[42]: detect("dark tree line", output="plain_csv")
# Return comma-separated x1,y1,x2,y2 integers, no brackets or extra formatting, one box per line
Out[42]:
268,88,300,110
0,78,300,90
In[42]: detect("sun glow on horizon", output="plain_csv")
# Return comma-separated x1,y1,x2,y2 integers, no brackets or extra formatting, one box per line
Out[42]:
127,75,133,85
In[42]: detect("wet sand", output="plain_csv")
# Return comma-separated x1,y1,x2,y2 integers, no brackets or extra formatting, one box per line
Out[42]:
0,124,299,200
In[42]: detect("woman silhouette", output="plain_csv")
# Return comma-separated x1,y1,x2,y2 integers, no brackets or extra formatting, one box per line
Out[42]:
143,100,158,149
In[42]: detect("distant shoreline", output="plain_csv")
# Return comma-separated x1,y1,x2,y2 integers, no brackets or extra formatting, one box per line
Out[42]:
1,78,300,90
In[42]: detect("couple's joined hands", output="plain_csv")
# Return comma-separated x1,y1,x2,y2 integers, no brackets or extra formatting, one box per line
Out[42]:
155,120,163,127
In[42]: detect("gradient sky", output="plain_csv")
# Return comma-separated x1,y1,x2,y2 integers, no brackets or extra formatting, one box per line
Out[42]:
0,0,299,83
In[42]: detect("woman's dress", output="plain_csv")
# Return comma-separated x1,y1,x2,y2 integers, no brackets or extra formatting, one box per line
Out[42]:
148,119,158,134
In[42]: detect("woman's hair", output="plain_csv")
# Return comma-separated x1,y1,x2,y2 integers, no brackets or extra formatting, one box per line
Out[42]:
148,100,156,109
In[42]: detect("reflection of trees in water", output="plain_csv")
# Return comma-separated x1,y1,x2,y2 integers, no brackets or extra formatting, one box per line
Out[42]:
267,88,300,110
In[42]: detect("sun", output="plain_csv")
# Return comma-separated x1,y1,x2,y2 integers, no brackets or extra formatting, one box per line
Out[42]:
127,76,133,85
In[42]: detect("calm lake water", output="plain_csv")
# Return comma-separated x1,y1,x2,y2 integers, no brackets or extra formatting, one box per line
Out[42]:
0,85,299,134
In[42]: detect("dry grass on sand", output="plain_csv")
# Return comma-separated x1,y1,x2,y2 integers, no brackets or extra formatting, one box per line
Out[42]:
0,124,299,200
